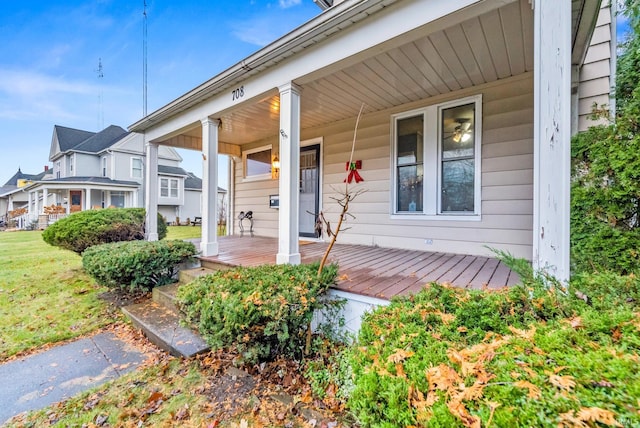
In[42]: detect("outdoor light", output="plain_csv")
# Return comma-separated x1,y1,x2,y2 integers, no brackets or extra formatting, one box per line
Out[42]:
272,155,280,179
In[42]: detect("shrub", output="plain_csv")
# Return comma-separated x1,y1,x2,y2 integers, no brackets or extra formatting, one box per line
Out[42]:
345,275,640,427
82,239,196,292
177,263,338,364
42,208,167,254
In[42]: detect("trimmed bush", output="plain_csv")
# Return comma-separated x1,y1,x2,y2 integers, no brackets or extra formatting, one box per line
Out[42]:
177,263,338,364
82,239,196,292
42,208,167,254
344,275,640,428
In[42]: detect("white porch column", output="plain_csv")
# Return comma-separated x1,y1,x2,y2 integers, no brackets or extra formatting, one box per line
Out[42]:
201,117,219,256
42,187,48,210
84,188,91,211
145,141,159,241
276,82,301,265
533,0,571,282
27,192,32,216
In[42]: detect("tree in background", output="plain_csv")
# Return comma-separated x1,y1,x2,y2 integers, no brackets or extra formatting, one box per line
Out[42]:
571,1,640,273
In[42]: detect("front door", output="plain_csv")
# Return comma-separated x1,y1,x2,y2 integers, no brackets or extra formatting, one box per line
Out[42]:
69,190,82,213
299,144,320,237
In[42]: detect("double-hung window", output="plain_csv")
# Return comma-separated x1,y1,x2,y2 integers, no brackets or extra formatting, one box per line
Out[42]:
392,95,481,218
160,178,179,198
131,158,143,179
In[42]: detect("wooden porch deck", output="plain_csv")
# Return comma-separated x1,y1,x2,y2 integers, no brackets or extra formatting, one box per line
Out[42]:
200,236,520,300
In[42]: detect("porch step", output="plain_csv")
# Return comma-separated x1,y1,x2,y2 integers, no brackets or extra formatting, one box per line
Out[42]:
122,262,230,357
122,301,209,357
199,258,236,272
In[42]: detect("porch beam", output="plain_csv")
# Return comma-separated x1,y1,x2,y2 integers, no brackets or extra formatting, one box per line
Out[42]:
201,117,219,256
532,0,571,282
145,141,159,241
276,82,301,265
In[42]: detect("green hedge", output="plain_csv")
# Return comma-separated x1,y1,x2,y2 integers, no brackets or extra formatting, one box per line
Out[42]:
42,208,167,254
82,239,196,292
177,263,338,364
345,274,640,427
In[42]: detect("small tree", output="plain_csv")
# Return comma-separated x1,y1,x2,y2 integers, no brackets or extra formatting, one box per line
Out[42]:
570,3,640,273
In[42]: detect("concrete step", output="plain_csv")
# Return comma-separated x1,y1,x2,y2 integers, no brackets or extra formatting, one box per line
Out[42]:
122,301,209,358
152,283,180,312
199,258,235,272
178,266,218,284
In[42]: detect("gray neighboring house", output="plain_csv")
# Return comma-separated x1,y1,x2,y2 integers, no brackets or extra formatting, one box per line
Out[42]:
2,124,223,228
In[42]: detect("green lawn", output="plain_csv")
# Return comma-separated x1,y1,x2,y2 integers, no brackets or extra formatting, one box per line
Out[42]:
165,225,202,240
0,231,116,360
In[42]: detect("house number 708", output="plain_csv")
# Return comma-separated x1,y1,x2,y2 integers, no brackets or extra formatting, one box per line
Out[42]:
231,86,244,101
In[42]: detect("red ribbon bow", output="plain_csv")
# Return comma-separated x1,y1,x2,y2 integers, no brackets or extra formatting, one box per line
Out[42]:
344,161,364,184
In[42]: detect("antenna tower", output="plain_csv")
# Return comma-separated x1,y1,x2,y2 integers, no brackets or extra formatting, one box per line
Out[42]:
143,0,148,117
96,58,104,130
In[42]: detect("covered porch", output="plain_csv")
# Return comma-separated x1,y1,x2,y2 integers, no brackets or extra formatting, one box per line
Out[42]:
132,0,596,283
199,236,520,301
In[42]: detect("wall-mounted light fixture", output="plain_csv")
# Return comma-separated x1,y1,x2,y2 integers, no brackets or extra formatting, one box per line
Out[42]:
272,155,280,179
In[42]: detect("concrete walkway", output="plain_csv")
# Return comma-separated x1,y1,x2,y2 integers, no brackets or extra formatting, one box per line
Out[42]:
0,331,148,425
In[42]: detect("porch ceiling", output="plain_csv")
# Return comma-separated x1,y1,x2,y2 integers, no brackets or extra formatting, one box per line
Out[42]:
172,0,591,150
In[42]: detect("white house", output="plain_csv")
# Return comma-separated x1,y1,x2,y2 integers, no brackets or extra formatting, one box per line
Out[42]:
8,124,211,227
132,0,614,283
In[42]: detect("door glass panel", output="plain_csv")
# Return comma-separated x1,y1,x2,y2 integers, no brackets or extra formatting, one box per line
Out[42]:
299,145,319,237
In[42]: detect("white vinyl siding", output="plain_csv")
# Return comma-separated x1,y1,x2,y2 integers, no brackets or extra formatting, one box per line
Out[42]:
577,3,614,131
232,73,534,259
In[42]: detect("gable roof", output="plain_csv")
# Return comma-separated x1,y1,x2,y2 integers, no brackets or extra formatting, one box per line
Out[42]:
53,125,96,152
158,165,188,176
72,125,128,154
4,168,44,186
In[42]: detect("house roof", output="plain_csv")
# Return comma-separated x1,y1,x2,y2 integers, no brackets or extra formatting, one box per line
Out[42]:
42,176,139,187
69,125,129,154
4,168,45,186
184,172,202,190
0,185,18,197
129,0,605,149
54,125,96,152
158,165,188,176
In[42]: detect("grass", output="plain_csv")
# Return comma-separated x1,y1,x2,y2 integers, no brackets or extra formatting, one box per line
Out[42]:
165,224,227,241
0,231,116,360
166,225,202,240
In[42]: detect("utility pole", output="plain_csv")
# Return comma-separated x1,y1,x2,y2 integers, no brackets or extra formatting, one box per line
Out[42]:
143,0,148,117
96,58,104,130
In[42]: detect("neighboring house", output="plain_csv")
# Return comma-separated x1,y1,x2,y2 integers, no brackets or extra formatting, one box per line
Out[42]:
4,124,221,228
132,0,613,283
0,168,49,226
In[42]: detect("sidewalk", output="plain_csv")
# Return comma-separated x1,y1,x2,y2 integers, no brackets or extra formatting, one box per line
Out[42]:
0,331,149,425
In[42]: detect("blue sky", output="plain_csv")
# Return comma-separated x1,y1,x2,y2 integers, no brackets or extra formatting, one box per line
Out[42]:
0,0,320,187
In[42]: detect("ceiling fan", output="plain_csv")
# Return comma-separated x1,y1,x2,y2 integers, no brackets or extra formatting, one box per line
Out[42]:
452,119,472,143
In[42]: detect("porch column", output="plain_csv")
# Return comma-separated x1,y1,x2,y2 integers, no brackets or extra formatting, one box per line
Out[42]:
200,117,219,256
276,82,301,265
533,0,571,282
27,192,32,216
145,141,159,241
42,187,48,210
84,188,91,211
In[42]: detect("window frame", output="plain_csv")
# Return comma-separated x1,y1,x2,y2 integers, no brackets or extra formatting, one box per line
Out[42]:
160,177,179,198
131,157,143,179
390,94,482,221
242,145,273,181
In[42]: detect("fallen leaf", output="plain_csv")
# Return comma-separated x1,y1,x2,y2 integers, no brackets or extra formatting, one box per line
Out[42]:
514,380,541,399
549,374,576,392
577,407,622,427
387,349,414,363
569,316,584,329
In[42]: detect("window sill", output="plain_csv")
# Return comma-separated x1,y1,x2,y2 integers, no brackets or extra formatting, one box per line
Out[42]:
242,174,273,183
390,213,481,222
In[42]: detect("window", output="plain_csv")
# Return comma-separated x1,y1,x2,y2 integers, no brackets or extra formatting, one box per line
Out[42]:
392,95,481,218
102,157,107,177
131,157,143,179
69,154,74,175
160,178,179,198
56,161,61,179
110,191,125,208
243,145,272,180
